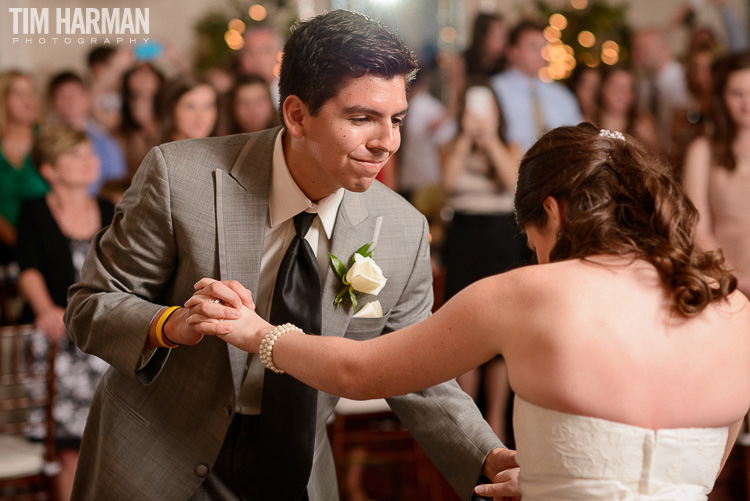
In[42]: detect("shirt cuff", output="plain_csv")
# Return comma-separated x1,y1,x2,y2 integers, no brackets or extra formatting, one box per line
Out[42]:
138,346,158,370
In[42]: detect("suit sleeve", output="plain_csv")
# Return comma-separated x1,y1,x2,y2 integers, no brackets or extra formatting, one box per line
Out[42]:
64,146,176,382
384,216,504,500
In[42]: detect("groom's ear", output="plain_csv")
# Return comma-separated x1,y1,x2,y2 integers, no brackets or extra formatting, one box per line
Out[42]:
282,95,307,139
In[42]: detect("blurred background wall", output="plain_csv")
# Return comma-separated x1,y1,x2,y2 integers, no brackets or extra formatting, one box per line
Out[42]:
2,0,746,86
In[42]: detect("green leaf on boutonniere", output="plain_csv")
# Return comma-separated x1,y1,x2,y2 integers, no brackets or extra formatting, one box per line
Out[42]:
329,252,347,279
330,242,377,309
350,242,375,264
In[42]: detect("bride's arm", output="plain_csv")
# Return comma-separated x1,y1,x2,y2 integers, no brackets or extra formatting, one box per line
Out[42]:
227,270,530,400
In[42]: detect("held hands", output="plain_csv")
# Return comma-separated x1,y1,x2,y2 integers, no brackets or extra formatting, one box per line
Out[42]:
475,447,520,499
181,278,271,352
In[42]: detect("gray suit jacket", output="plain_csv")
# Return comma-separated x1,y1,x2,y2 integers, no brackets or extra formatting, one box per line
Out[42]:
65,128,502,500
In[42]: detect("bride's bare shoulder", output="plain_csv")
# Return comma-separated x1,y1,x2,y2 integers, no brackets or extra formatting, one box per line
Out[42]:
473,260,586,303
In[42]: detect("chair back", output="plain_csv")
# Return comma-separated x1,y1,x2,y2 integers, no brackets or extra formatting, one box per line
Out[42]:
0,324,58,499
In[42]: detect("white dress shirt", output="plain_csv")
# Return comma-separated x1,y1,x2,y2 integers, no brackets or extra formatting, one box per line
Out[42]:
236,129,344,414
491,67,582,153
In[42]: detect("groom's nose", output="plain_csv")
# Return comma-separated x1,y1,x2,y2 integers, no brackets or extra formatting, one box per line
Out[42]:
368,121,400,153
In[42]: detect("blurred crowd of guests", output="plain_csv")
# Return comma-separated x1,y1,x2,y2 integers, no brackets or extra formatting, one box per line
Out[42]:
1,2,750,498
397,0,750,450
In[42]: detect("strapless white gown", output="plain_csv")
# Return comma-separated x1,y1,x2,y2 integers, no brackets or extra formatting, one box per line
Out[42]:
513,397,728,500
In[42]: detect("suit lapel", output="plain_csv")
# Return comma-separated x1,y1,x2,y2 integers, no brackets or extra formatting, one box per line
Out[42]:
322,191,371,338
215,129,276,395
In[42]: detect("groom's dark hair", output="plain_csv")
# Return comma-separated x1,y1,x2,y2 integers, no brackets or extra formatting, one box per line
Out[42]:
278,9,418,126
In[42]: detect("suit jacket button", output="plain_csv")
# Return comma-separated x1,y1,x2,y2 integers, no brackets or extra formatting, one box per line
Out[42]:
195,464,209,478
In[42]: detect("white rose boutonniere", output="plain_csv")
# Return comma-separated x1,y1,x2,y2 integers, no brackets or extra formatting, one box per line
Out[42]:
329,242,388,310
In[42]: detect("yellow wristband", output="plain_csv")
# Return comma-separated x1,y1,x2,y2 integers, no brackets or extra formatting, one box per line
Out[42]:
155,306,182,348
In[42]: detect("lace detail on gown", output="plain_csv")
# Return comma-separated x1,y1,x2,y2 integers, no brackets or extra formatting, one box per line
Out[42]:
514,396,728,500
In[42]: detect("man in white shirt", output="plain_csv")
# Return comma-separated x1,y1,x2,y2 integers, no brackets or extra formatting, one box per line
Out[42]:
491,20,581,153
65,10,517,501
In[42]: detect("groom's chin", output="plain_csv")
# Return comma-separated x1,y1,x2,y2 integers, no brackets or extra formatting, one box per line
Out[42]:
348,177,377,193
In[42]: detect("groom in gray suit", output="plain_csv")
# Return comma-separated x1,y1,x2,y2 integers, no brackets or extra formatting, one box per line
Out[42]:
65,10,517,501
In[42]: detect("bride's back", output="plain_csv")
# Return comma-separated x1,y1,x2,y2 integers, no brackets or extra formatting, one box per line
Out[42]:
509,124,750,432
503,255,750,431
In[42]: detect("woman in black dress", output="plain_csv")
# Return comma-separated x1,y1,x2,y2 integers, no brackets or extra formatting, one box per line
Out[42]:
16,124,114,501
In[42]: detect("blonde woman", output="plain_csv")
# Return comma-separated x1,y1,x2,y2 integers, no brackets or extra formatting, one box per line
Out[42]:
17,124,113,501
0,70,48,265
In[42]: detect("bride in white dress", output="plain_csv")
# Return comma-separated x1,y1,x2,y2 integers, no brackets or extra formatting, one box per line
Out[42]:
190,123,750,500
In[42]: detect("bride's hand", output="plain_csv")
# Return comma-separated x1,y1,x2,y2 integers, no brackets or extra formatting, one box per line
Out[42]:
181,278,255,337
220,305,273,353
183,278,272,352
183,278,254,332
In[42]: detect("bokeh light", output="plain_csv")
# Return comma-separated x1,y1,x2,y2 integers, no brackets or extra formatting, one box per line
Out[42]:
249,4,268,21
539,67,553,83
543,40,577,81
440,26,458,44
577,30,596,48
571,0,588,9
225,30,244,50
549,13,568,31
544,26,561,42
581,52,599,67
602,40,620,54
601,47,619,65
228,19,246,34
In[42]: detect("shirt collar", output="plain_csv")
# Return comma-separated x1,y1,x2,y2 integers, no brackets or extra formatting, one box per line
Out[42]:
268,129,344,238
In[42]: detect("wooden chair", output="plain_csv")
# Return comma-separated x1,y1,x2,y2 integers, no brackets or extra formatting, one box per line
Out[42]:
0,266,22,326
328,398,445,501
0,324,58,501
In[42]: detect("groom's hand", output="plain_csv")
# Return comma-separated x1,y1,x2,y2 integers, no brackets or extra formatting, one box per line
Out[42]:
184,278,273,353
475,447,520,499
183,278,255,335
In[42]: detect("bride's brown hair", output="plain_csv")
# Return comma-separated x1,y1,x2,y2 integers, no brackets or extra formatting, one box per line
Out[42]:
515,123,736,316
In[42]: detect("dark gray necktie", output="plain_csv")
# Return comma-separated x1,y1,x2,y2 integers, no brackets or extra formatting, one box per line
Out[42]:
256,211,321,500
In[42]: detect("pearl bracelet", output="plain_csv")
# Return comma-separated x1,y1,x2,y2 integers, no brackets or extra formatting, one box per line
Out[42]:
259,323,302,374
